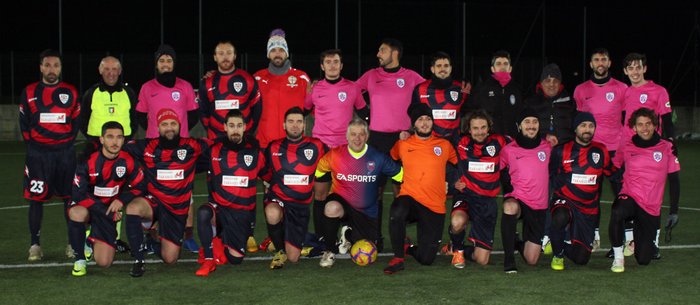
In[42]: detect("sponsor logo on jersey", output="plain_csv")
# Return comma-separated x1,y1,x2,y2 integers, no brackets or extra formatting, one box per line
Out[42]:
39,113,66,123
19,104,24,115
157,169,185,180
287,76,298,88
432,109,457,120
592,152,600,164
665,101,671,108
233,82,243,93
272,152,284,157
304,149,314,160
653,151,662,162
283,174,309,185
59,93,70,104
145,152,156,158
640,94,648,103
606,92,615,102
509,94,516,105
488,91,495,97
338,91,347,102
396,78,405,88
108,106,115,114
215,99,240,110
244,155,253,167
486,145,496,157
172,91,181,101
538,151,547,161
420,94,430,98
367,161,375,173
468,161,495,173
450,91,459,101
116,166,126,178
73,174,80,186
222,175,249,187
336,173,377,182
94,185,120,197
177,149,187,161
434,146,442,156
571,174,597,185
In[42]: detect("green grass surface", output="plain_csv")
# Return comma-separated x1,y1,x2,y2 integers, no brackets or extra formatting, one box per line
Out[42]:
0,141,698,305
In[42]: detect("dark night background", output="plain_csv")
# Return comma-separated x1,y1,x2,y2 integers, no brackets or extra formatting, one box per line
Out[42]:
1,0,699,105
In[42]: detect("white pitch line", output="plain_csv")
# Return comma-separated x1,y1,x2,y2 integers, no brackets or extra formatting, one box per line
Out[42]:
1,244,699,269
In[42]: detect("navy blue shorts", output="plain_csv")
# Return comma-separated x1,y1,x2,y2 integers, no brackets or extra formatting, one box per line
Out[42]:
550,196,596,251
70,203,119,249
452,193,497,250
23,146,76,201
211,203,250,257
265,199,310,250
144,195,187,247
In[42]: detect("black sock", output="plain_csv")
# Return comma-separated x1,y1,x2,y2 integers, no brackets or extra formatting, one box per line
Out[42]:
267,222,284,252
68,219,86,260
321,215,340,252
464,245,475,262
313,199,326,237
501,213,518,266
126,215,145,261
248,209,256,237
63,199,71,241
449,228,466,251
28,200,43,245
197,206,214,259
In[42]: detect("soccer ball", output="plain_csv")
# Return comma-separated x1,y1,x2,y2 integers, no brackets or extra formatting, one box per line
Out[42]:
350,239,377,266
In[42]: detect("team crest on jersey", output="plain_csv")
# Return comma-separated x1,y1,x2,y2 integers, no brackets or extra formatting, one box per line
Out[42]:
486,145,496,157
592,152,600,164
244,155,253,167
640,94,648,104
338,91,347,102
59,93,70,104
538,151,547,161
606,92,615,102
396,78,405,88
304,149,314,160
108,107,115,114
233,82,243,93
367,161,376,173
434,146,442,156
450,91,459,101
177,149,187,161
287,76,298,88
172,91,181,101
115,166,126,178
509,94,516,105
653,151,662,162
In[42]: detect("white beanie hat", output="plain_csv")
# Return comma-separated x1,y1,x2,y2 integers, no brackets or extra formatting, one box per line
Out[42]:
267,28,289,56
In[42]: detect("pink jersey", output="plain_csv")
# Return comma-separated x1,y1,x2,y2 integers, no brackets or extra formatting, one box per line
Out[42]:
304,78,366,148
614,139,680,216
136,78,198,138
573,78,627,151
621,81,672,141
500,139,552,210
356,67,425,133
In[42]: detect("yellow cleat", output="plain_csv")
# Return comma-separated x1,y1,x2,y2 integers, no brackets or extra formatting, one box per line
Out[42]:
551,256,565,271
543,241,553,256
72,260,87,277
623,240,635,257
611,258,625,273
270,250,287,270
246,236,259,253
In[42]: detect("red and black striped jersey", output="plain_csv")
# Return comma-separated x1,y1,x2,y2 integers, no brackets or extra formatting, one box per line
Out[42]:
262,136,327,205
199,69,261,139
550,140,613,214
206,138,265,210
124,137,208,215
72,150,145,209
19,81,80,150
412,78,465,139
455,134,508,197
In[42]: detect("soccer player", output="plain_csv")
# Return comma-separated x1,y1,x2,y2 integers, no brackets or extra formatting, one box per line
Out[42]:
195,110,266,276
548,112,613,271
499,108,552,273
609,108,680,272
449,110,507,268
470,50,523,137
384,104,458,274
68,122,145,276
262,107,326,269
314,118,403,267
573,48,628,250
123,109,208,277
254,29,310,149
19,49,80,261
356,38,424,250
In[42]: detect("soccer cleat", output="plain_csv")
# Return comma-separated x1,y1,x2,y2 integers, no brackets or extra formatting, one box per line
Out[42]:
440,243,454,255
195,259,217,277
337,226,352,254
183,238,199,254
66,244,75,259
28,244,43,261
551,256,565,271
623,240,635,257
605,249,614,258
319,251,335,268
611,258,625,273
300,246,314,257
212,237,228,265
452,250,466,269
270,250,287,270
130,260,146,277
115,240,131,253
72,260,87,277
383,257,405,274
246,236,259,253
258,236,275,252
542,241,553,255
592,239,601,252
652,246,661,260
504,258,518,274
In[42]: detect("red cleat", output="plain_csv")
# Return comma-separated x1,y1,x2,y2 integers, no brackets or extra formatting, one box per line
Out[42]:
196,259,217,277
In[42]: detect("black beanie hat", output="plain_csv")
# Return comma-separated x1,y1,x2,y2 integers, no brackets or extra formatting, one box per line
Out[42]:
407,103,434,125
573,111,596,129
517,107,539,125
155,44,176,63
540,63,562,82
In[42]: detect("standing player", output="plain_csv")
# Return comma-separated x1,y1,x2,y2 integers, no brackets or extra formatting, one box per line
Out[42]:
573,48,628,250
609,108,680,272
356,38,424,250
384,104,458,274
195,110,266,276
548,112,613,271
19,49,80,261
449,110,507,268
314,118,403,267
262,107,326,269
68,122,145,276
123,109,207,277
499,108,552,273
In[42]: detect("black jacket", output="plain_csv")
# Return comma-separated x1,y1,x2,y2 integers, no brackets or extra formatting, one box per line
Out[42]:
524,85,576,145
469,76,523,137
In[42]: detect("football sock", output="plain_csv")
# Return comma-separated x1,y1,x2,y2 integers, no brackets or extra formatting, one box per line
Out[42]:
613,246,624,260
63,199,71,240
464,245,476,262
267,222,284,252
197,205,214,259
501,213,518,263
28,200,43,245
68,219,86,260
126,214,145,261
320,215,340,252
625,225,634,243
449,228,466,251
313,199,326,237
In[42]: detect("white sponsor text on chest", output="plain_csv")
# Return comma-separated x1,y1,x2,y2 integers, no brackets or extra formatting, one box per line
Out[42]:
571,174,596,185
222,175,249,187
215,99,240,110
468,161,495,172
39,113,67,123
284,175,309,185
432,109,456,120
93,185,120,197
157,169,185,180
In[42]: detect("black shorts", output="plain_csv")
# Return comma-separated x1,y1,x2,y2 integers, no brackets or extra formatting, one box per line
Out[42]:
144,196,187,246
368,131,401,187
23,146,76,201
614,195,661,255
265,199,310,250
326,193,380,244
452,193,497,250
506,197,546,245
211,203,250,257
395,195,445,248
550,196,596,252
72,203,118,249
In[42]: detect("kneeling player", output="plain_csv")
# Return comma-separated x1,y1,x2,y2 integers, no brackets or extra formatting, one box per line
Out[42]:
195,110,265,276
68,122,145,276
609,108,680,272
450,110,507,268
549,112,613,270
314,118,402,267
